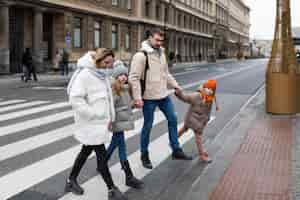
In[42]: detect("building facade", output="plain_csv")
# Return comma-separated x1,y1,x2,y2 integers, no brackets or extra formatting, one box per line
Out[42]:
228,0,250,58
0,0,250,74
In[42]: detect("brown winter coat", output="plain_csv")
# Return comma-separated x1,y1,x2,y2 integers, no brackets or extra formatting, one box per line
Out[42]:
176,90,212,133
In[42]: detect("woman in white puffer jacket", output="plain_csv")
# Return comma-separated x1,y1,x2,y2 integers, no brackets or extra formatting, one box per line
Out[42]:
65,48,127,200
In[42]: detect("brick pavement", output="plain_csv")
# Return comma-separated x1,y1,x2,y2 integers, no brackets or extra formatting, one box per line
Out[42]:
209,117,293,200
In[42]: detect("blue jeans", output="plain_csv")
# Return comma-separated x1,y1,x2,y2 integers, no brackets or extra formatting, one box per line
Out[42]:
107,131,127,161
140,96,181,154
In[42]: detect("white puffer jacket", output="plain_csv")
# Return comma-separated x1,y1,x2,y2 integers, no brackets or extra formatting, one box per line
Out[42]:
67,52,115,145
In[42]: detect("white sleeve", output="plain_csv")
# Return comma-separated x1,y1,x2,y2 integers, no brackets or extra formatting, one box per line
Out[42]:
69,74,96,121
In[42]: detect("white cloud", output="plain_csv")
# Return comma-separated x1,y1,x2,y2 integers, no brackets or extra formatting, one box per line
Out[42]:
244,0,300,39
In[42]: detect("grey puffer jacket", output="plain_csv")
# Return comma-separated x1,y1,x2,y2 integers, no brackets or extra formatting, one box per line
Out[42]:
112,84,135,133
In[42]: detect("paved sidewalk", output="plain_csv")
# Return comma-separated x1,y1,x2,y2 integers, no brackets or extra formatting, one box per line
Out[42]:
185,87,299,200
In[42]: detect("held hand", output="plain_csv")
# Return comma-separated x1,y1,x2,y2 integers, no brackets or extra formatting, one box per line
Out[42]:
134,99,144,108
216,106,220,111
174,87,182,96
174,85,182,91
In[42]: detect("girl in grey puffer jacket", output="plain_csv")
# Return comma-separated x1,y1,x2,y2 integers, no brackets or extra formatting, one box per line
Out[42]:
106,60,144,189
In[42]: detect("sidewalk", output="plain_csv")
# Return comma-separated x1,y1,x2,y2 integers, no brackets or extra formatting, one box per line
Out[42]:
185,86,299,200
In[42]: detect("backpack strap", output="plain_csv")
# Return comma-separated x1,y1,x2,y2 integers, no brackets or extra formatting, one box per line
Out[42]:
140,51,149,96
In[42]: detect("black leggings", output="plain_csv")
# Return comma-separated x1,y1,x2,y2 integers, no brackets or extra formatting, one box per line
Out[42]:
69,144,115,189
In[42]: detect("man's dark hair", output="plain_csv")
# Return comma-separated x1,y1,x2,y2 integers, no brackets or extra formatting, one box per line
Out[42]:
147,28,164,38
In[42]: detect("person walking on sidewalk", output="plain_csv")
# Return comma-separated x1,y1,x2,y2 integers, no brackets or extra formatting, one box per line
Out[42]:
22,48,38,82
129,28,192,170
66,48,127,200
106,60,144,189
175,80,219,162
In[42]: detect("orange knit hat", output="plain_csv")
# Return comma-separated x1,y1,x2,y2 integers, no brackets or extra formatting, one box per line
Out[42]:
203,79,217,91
200,80,217,103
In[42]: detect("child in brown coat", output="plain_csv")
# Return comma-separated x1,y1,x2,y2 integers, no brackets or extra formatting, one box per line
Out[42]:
175,80,219,163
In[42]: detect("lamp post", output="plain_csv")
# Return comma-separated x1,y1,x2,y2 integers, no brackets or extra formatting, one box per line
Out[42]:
266,0,300,114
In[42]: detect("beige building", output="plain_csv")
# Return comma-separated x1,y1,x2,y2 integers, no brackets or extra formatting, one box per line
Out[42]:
0,0,250,74
228,0,250,57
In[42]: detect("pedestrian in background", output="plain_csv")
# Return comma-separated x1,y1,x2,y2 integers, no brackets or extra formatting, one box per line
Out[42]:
53,49,61,72
61,48,69,76
22,48,38,82
175,80,219,163
66,48,128,200
106,60,144,189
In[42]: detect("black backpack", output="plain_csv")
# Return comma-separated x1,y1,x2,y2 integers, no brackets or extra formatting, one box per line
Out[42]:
129,51,149,97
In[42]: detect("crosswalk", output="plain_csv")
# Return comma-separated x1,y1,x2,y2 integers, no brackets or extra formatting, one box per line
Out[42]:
0,97,215,200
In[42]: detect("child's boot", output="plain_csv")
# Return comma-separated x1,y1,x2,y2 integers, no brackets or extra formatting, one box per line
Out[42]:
121,160,144,189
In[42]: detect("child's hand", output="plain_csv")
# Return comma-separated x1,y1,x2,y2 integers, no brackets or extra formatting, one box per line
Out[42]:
216,106,220,111
108,121,112,131
174,88,181,96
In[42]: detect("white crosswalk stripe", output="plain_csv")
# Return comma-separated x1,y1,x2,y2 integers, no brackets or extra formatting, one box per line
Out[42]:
0,111,165,162
0,99,27,107
0,110,73,137
0,100,49,113
0,101,70,122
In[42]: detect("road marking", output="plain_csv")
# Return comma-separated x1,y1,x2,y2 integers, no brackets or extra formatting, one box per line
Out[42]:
0,100,27,107
0,102,70,122
0,110,73,137
182,64,259,89
0,111,166,162
33,86,66,90
0,101,50,113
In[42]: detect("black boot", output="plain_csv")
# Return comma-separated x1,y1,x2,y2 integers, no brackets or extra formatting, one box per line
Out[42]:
141,152,153,169
65,178,84,195
172,149,193,160
121,160,144,189
108,186,128,200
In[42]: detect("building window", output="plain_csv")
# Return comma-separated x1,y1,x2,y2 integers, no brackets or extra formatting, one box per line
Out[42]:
156,4,160,20
189,17,193,29
94,21,101,48
145,0,150,17
112,24,118,50
73,17,82,48
177,13,181,27
125,27,131,51
164,6,169,23
112,0,118,6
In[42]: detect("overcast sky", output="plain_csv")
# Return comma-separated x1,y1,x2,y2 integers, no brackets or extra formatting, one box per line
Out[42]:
244,0,300,39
